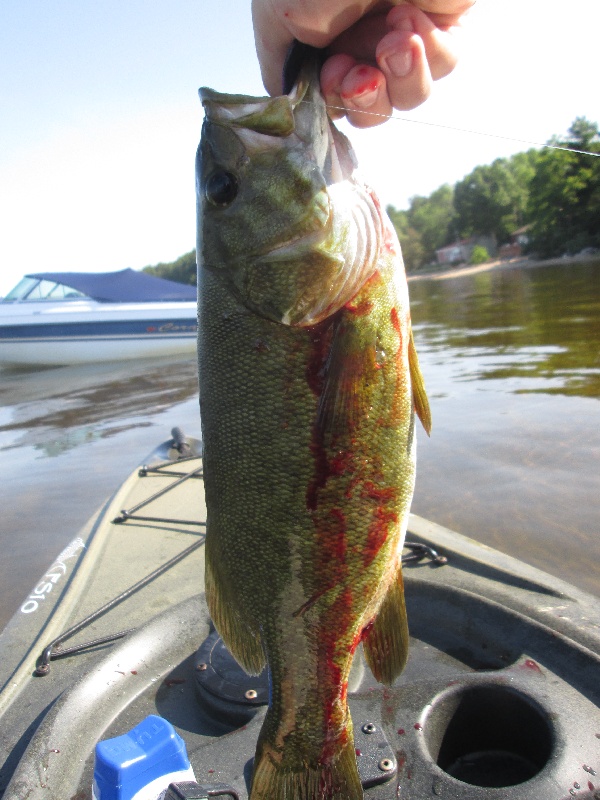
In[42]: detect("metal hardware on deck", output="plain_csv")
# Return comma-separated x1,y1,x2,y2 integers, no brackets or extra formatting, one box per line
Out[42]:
403,541,448,566
35,629,135,675
362,722,377,734
113,462,204,525
170,426,193,457
354,718,397,789
165,782,240,800
34,537,205,675
139,453,204,477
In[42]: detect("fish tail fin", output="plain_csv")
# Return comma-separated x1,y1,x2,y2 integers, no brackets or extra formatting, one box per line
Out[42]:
363,567,410,685
250,718,363,800
408,328,432,436
205,543,266,675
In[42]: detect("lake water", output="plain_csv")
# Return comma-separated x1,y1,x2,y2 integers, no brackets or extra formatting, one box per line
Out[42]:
0,260,598,633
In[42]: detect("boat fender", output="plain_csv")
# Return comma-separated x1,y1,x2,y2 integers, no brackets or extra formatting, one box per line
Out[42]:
92,715,196,800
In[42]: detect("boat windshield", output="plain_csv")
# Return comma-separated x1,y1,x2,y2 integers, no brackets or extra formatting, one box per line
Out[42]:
2,277,87,302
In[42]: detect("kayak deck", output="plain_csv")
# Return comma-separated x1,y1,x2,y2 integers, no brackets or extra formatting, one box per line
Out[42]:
1,435,599,799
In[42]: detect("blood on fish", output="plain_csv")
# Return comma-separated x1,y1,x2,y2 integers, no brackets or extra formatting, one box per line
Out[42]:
362,482,397,502
361,618,375,640
383,223,397,254
341,680,349,704
345,298,374,316
390,308,402,338
327,507,348,561
318,588,355,757
364,506,397,566
330,449,353,476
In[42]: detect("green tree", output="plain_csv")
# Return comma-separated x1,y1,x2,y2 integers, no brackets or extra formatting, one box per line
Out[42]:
527,118,600,257
408,184,456,263
469,245,489,265
387,184,456,270
143,250,196,285
454,151,539,244
566,117,599,149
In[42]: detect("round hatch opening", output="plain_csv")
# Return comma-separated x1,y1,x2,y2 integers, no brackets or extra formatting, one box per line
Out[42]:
424,685,553,787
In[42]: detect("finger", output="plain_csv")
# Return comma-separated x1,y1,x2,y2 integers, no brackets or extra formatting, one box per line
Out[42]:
320,54,357,120
387,3,462,80
406,0,476,19
252,0,382,96
251,0,295,96
321,56,392,128
376,30,432,111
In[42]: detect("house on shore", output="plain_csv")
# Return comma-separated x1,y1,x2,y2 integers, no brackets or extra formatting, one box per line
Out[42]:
435,235,497,266
498,225,531,259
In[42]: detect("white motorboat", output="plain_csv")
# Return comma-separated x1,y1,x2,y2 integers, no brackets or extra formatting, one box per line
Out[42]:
0,269,197,367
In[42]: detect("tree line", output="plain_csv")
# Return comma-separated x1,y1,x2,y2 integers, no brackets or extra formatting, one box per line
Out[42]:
144,117,599,284
387,117,600,270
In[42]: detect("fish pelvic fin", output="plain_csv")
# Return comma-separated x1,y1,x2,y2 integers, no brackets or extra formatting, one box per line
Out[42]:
250,717,363,800
408,328,432,436
363,567,410,686
205,543,266,675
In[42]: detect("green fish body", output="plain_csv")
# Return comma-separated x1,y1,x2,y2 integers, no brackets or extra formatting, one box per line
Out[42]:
196,63,430,800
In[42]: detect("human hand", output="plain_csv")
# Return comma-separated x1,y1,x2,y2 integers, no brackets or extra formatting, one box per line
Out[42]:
252,0,475,127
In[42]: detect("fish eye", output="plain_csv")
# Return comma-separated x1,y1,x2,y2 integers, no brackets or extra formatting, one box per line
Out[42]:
205,170,238,207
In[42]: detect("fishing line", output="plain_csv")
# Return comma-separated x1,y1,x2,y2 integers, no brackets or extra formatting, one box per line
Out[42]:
303,101,600,159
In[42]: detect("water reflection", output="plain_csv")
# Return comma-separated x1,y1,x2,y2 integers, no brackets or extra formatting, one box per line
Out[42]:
409,262,600,399
408,261,600,598
0,356,198,457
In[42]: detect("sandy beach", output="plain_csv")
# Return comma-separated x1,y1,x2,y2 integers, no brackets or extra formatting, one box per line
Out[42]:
408,252,600,282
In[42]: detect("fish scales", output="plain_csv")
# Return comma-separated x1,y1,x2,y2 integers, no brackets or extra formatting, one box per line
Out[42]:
197,56,430,800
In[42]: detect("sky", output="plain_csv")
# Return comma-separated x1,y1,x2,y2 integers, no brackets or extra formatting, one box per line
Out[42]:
0,0,598,296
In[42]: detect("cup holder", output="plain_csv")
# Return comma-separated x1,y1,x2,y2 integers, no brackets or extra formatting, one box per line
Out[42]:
423,685,554,788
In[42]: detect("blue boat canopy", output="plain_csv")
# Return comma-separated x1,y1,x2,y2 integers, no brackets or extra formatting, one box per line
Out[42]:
24,269,196,302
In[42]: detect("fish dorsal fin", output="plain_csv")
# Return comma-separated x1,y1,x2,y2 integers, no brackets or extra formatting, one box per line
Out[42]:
408,328,432,436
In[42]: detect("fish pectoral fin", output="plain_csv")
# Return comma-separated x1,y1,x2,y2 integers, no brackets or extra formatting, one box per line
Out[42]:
317,313,375,438
205,544,265,675
363,567,410,686
409,328,432,436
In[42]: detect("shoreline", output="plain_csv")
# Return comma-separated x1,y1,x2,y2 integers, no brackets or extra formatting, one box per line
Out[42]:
407,252,600,282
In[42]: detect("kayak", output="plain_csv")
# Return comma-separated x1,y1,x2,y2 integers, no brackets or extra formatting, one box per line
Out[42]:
0,430,598,799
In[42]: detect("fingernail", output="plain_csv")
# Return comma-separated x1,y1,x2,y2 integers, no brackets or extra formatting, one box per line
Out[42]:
395,16,414,33
348,87,379,109
383,49,413,79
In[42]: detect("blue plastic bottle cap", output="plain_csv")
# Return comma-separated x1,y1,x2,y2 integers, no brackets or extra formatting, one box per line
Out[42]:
92,715,195,800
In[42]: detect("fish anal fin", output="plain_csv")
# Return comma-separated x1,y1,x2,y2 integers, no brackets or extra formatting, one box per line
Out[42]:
363,567,410,686
408,328,432,436
205,545,265,675
250,716,362,800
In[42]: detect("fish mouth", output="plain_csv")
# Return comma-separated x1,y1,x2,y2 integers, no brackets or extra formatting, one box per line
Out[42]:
199,55,314,138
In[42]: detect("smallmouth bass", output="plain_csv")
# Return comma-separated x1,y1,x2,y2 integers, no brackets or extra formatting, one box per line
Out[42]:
196,55,430,800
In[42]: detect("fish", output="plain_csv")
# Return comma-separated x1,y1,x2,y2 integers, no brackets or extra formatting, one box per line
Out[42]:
196,51,431,800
